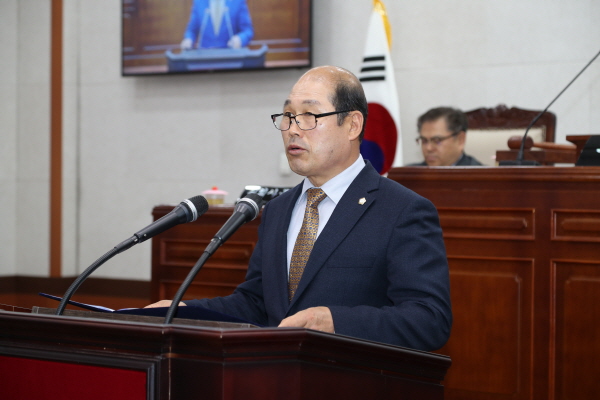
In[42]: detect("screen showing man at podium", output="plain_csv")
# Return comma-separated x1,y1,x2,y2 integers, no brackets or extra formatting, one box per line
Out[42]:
180,0,254,50
146,65,453,351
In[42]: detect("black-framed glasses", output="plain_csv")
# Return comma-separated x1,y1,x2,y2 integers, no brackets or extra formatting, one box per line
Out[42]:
416,132,459,146
271,110,353,131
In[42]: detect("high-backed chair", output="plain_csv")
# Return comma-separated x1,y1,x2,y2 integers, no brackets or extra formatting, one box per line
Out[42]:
463,104,556,166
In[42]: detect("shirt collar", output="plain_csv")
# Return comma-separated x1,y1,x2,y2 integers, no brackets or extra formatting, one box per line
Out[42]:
298,154,365,205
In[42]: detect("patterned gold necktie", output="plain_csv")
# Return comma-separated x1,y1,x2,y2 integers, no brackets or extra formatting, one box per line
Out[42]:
289,188,327,302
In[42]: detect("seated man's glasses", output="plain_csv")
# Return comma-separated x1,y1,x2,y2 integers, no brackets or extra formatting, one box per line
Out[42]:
416,132,459,146
271,110,353,131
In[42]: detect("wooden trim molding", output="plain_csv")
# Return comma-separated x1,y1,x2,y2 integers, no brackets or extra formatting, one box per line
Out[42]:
0,276,148,297
50,0,63,277
0,276,150,311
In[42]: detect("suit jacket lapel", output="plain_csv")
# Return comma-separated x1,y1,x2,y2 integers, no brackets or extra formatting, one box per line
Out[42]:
289,162,380,308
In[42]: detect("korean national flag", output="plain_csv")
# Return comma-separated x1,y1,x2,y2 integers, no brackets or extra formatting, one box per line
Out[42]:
359,1,402,174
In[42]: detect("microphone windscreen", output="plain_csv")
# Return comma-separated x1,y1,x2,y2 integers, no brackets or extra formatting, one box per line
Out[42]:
237,192,265,221
243,192,265,207
185,195,210,221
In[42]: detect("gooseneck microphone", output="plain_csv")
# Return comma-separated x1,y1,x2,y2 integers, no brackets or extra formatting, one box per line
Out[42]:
500,48,600,166
55,195,209,316
164,193,265,324
114,195,209,253
204,193,264,257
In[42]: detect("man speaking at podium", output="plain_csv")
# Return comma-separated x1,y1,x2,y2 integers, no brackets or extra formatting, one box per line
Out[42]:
180,0,254,50
148,66,452,351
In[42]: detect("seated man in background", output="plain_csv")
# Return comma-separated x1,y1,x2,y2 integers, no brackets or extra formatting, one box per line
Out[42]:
410,107,482,166
147,66,452,351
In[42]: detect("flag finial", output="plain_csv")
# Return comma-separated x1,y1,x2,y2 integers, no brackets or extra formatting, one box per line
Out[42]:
373,0,392,50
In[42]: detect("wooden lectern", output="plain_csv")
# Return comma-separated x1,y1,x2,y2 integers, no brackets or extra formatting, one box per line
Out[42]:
0,309,450,400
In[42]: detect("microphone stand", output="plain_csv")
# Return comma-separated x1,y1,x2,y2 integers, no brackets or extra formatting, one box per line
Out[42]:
163,193,264,324
55,238,136,315
500,48,600,166
163,251,212,324
54,196,207,316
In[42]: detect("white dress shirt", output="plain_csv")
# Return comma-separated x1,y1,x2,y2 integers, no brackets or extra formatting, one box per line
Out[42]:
286,155,365,275
210,0,225,35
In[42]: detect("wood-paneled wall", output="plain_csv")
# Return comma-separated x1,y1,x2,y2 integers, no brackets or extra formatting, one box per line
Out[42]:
388,166,600,400
0,277,150,311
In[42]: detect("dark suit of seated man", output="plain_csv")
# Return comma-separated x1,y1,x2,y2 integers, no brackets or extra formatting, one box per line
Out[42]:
147,66,452,351
408,107,483,166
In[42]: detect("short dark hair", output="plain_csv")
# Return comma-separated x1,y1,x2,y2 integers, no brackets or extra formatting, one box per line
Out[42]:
417,107,468,135
329,70,369,141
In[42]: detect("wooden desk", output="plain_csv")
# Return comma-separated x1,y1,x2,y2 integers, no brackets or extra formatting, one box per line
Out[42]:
388,166,600,400
495,134,591,165
495,148,578,164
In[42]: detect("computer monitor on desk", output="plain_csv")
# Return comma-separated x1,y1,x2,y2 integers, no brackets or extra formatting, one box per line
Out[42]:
576,135,600,166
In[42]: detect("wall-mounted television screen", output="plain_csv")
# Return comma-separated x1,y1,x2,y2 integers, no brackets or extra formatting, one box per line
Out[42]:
122,0,312,76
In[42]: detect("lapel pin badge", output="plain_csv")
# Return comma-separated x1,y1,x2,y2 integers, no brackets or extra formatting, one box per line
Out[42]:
359,197,366,205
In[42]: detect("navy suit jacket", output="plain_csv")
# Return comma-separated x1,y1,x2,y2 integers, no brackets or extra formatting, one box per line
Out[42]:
186,161,452,350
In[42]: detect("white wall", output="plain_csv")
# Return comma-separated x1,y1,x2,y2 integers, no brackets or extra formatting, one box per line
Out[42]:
0,0,19,276
393,0,600,162
0,0,51,277
2,0,599,280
